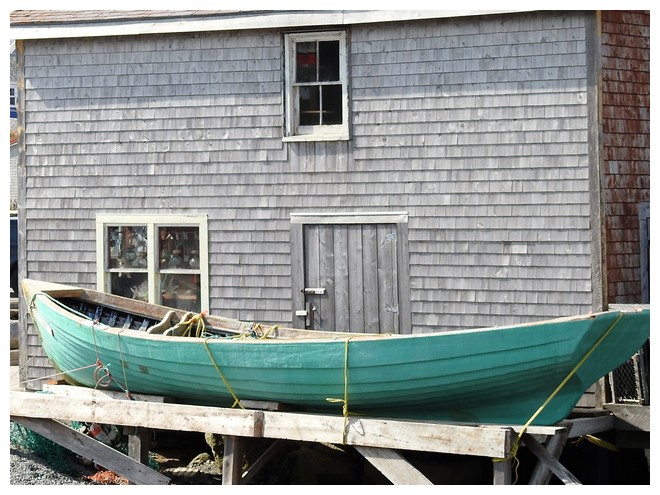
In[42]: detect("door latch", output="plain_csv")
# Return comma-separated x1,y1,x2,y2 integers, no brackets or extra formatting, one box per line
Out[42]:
302,287,326,295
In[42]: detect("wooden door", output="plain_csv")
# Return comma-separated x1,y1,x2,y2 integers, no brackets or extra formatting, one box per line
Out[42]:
294,222,400,333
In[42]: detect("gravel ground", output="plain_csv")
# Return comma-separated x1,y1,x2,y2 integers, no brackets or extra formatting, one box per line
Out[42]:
9,446,95,485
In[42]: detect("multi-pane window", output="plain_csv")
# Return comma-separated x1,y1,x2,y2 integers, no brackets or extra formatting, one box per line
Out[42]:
97,215,208,313
284,31,348,141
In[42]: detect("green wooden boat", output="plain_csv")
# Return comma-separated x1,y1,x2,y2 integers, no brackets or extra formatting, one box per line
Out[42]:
22,279,649,426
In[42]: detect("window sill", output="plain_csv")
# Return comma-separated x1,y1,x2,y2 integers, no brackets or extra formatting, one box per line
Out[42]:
283,133,349,143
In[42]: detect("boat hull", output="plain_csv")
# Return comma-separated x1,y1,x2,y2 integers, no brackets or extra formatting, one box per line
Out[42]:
23,279,650,426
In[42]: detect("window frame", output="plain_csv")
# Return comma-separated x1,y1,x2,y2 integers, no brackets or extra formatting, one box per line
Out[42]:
96,214,209,311
283,30,349,142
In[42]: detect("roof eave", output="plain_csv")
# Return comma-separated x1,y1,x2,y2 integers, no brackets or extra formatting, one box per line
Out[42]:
10,10,528,40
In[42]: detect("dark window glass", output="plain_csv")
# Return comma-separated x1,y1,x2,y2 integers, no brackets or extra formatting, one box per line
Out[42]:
319,41,340,81
296,42,317,83
321,85,343,125
299,86,320,125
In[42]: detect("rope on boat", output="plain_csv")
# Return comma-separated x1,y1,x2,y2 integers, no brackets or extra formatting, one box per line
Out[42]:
326,337,353,445
494,312,626,482
234,322,279,339
202,338,244,409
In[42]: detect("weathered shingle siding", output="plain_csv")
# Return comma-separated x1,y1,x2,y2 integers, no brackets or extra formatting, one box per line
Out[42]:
22,11,595,349
351,12,592,329
600,10,650,304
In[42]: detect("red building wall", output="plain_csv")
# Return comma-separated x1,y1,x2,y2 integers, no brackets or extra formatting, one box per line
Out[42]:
600,10,650,304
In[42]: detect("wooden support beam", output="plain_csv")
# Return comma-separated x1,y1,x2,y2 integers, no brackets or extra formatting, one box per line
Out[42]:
528,424,571,484
10,416,170,485
522,433,581,485
10,391,514,458
492,458,512,485
241,440,286,484
124,427,151,466
354,446,433,485
222,435,245,485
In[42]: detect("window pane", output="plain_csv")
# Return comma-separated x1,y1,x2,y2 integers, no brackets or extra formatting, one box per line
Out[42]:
161,274,201,312
296,41,317,83
318,41,340,82
110,272,149,301
107,225,147,269
299,86,320,126
158,226,200,270
321,84,343,125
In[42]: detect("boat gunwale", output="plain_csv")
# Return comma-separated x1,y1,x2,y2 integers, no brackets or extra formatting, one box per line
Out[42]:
24,279,649,345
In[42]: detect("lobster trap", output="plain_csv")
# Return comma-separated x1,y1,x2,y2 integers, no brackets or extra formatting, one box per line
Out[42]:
608,340,650,405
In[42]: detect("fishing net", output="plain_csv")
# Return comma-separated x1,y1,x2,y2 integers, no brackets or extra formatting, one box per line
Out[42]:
10,419,86,475
9,420,160,475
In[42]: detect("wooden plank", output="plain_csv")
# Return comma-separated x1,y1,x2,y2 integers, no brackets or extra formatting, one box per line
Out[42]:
43,383,168,403
264,413,515,458
521,433,581,485
318,224,336,331
347,224,365,332
11,416,169,485
10,391,261,436
290,222,305,328
354,446,433,485
333,225,350,332
11,391,514,458
604,404,650,431
362,224,380,333
559,416,615,438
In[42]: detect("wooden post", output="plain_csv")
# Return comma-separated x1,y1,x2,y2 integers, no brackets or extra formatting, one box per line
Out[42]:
222,435,245,485
125,426,151,465
492,458,512,484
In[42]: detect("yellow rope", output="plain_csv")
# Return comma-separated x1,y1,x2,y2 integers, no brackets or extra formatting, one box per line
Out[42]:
578,434,620,452
326,337,353,444
202,338,244,409
494,312,625,476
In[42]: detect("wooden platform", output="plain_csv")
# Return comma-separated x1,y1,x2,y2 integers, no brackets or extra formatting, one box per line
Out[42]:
9,385,619,485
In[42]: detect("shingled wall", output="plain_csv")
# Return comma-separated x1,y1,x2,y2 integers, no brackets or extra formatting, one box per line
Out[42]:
600,10,650,304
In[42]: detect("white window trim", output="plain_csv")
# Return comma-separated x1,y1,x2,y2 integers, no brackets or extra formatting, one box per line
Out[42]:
96,214,209,311
283,30,349,142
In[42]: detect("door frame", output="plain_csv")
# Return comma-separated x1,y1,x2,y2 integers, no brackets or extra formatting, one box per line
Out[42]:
290,211,411,334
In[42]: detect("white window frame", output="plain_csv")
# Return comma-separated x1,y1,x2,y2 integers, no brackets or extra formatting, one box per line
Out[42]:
283,31,349,142
96,214,209,311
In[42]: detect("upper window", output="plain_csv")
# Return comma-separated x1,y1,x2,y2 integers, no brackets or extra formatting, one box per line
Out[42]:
96,215,209,313
284,31,349,142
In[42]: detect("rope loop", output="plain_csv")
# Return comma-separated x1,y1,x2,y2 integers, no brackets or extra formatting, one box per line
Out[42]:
93,359,113,388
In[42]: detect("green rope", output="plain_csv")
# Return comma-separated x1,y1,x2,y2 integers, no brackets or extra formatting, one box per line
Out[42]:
202,338,244,409
326,337,353,444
